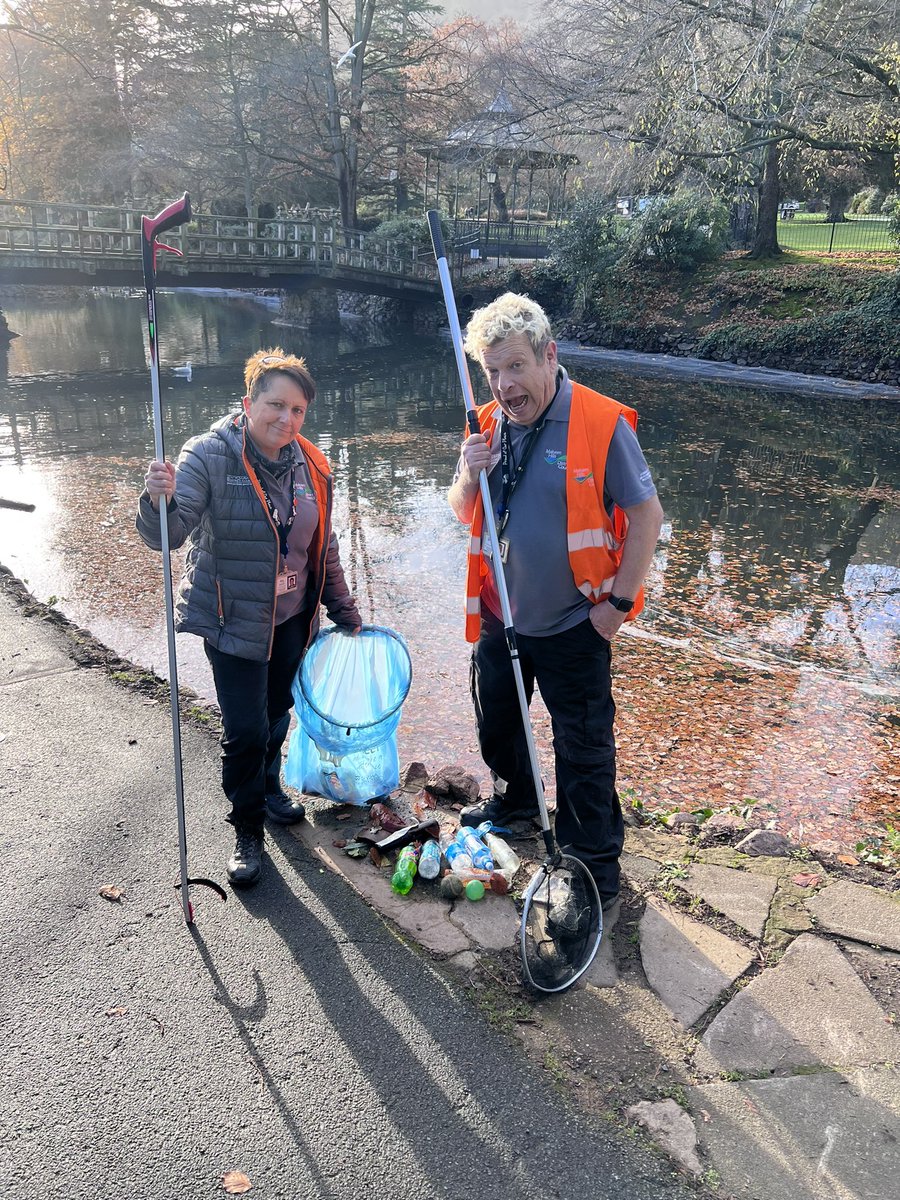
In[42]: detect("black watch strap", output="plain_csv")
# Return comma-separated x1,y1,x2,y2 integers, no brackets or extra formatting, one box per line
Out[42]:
607,593,634,613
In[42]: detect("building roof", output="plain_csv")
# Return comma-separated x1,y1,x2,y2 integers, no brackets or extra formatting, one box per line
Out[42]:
419,88,578,169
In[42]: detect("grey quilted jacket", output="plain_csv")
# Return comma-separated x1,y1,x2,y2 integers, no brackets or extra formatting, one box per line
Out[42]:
136,412,360,661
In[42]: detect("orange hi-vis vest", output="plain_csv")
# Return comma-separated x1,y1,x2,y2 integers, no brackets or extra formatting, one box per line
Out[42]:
463,380,645,642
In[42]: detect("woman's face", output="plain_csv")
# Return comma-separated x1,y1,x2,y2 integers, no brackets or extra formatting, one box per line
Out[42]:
242,373,310,458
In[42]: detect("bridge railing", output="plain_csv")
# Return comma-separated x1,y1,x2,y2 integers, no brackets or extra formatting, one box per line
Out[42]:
0,200,437,282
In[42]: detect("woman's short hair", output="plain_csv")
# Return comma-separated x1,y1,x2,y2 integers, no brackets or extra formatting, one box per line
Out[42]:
463,292,553,364
244,347,316,404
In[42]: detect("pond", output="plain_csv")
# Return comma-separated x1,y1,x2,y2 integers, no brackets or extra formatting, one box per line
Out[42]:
1,291,897,856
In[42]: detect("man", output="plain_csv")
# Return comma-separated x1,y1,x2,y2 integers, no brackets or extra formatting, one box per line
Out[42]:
448,293,663,910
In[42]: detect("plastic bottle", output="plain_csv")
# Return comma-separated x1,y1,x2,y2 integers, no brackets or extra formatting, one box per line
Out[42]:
418,838,442,880
391,844,419,895
441,832,493,883
455,826,493,872
483,831,521,882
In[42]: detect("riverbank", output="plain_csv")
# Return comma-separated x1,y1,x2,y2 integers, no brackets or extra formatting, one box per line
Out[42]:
492,253,900,390
2,564,898,1200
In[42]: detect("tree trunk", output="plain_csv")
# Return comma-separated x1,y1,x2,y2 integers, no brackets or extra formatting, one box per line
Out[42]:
826,187,851,223
748,139,782,258
493,180,509,223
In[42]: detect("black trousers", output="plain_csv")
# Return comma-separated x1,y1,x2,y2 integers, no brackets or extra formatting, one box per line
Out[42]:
471,608,624,902
204,611,311,834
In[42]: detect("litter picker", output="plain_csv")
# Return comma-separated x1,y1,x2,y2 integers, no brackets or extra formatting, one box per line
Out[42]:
140,194,226,922
426,210,602,992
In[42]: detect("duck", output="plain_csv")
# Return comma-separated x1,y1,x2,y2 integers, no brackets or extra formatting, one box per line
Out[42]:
172,362,192,381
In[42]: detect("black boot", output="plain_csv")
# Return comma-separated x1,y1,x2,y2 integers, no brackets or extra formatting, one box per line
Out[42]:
227,827,263,886
460,794,540,830
265,789,306,825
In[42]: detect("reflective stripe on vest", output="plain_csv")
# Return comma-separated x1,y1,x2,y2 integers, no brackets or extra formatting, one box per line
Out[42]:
462,384,644,642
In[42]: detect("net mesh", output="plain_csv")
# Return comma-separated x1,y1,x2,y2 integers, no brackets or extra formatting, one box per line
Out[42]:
520,854,602,993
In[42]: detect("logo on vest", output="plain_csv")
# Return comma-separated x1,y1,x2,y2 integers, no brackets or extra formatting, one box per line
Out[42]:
545,449,566,469
226,475,252,487
573,468,594,484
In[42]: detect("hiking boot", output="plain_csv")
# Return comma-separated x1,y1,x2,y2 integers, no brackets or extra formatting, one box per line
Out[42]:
601,891,621,914
460,794,539,830
227,828,263,886
265,789,306,825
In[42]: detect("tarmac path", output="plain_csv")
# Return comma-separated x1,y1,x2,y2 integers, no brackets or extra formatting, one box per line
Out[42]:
0,585,698,1200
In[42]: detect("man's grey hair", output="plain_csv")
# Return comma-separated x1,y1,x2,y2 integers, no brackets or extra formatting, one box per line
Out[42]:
463,292,553,364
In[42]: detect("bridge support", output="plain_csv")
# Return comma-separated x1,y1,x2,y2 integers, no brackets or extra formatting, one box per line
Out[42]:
281,289,339,330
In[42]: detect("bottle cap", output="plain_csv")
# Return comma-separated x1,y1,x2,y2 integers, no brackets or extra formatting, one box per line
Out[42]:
465,879,485,901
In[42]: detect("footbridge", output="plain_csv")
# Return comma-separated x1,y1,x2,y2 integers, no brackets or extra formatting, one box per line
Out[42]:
0,200,444,300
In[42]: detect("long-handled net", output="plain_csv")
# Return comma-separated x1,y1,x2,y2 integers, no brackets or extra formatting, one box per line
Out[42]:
426,210,603,992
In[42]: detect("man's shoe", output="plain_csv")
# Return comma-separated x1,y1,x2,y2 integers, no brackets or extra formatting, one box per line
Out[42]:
227,828,263,886
265,789,306,825
601,891,621,913
460,794,540,829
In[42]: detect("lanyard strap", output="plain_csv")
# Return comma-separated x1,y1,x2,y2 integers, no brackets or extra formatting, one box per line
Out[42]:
257,465,296,561
496,394,556,534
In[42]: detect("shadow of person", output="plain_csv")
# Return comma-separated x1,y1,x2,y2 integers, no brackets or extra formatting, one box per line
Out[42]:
189,822,693,1199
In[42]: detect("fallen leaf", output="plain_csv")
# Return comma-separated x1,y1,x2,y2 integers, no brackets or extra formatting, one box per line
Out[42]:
837,854,859,866
104,1006,128,1017
335,811,353,821
368,846,383,868
332,838,347,849
222,1170,252,1194
98,884,125,902
700,1109,712,1124
791,873,820,889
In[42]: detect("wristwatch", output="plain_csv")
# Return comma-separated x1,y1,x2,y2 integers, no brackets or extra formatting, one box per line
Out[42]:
607,594,634,613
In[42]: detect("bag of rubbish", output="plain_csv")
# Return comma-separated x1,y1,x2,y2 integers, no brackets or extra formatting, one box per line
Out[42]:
284,625,412,805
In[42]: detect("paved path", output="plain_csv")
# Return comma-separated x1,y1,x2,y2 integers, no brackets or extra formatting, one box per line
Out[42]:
0,583,696,1200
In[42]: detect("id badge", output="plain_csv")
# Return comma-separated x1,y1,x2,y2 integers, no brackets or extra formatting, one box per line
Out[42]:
276,570,298,596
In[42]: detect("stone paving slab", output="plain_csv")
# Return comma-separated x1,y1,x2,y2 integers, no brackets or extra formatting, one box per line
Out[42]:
675,862,777,939
620,851,659,885
290,820,471,955
640,898,755,1027
697,934,900,1074
447,891,519,951
690,1066,900,1200
808,880,900,952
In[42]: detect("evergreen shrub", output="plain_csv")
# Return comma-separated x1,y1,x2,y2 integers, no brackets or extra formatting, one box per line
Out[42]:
623,190,729,271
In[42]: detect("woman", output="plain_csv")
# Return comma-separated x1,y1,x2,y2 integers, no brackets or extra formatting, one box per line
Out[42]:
137,348,361,887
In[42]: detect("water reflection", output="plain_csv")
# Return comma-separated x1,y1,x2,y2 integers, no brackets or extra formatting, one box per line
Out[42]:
1,292,897,850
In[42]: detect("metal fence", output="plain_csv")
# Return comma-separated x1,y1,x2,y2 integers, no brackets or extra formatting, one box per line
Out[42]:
775,214,895,254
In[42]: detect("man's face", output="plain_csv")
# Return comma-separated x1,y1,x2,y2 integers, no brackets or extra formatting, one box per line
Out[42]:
480,333,558,426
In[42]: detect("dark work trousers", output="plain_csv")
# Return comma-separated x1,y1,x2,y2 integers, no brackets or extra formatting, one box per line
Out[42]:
471,607,624,902
204,610,311,834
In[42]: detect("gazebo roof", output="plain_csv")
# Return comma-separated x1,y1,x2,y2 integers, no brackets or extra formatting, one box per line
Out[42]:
419,88,578,169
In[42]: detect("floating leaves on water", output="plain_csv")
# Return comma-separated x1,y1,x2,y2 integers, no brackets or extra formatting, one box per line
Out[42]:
98,884,125,902
222,1170,252,1194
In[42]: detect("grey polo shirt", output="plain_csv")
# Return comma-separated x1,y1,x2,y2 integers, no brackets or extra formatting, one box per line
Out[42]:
459,368,656,637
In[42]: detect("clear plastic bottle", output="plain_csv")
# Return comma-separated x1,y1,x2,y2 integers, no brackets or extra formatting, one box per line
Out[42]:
483,832,521,882
418,838,442,880
391,844,419,895
455,826,493,872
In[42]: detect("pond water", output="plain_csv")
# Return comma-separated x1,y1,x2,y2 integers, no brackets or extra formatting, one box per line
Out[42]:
1,292,897,854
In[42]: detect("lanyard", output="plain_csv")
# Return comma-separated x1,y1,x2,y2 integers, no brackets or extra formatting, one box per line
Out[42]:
496,395,556,535
257,465,297,562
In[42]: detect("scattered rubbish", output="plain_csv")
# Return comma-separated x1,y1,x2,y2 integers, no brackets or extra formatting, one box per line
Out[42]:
98,884,125,902
370,802,406,833
465,879,485,901
104,1006,129,1017
412,789,437,818
342,840,369,858
391,845,419,895
418,838,442,879
439,874,464,901
484,831,521,886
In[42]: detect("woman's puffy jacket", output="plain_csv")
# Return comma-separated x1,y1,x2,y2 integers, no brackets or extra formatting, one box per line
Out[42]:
136,412,360,662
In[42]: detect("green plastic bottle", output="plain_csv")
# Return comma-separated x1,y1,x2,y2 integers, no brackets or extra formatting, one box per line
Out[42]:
391,844,419,895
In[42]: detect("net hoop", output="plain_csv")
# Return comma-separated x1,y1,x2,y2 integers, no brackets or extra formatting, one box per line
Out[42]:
519,855,603,994
297,624,412,731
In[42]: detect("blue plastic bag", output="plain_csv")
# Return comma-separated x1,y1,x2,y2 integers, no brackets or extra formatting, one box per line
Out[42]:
284,625,412,805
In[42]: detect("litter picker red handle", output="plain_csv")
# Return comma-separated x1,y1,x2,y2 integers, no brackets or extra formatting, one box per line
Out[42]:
141,193,192,281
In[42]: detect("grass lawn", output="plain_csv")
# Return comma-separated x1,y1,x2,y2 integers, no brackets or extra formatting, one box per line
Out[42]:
776,214,893,253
